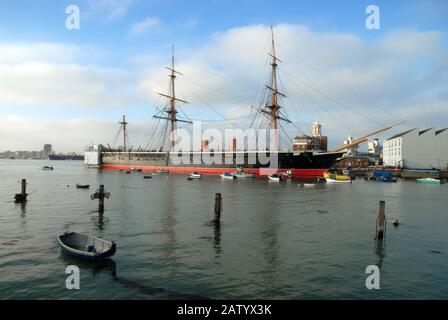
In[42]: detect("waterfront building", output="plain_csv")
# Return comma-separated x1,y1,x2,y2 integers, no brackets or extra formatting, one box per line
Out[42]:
383,128,448,169
42,144,52,159
292,122,328,152
368,139,382,156
336,156,370,169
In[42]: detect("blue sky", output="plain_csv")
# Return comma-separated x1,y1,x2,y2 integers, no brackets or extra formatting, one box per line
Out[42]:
0,0,447,152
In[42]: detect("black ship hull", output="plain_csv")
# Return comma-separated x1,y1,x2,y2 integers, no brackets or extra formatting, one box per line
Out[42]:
100,150,343,177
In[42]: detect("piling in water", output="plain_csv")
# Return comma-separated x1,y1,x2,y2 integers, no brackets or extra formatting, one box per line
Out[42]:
14,179,28,203
376,200,386,240
214,193,222,226
91,184,110,213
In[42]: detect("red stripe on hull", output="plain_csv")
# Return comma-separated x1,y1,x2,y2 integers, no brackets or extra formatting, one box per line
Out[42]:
100,164,328,178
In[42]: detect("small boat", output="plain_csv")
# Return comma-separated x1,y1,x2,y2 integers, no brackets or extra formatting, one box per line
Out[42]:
76,184,90,189
189,172,202,179
324,172,351,183
268,173,282,182
143,175,152,179
416,177,442,184
220,172,235,179
298,183,315,188
153,169,169,175
125,171,131,174
41,166,54,170
365,171,397,183
233,171,255,178
325,178,351,183
280,170,292,178
57,232,116,262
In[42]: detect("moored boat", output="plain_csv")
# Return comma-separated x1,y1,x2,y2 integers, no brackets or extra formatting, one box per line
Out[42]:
189,172,202,179
57,232,116,262
365,171,397,182
416,177,442,184
233,171,255,178
76,184,90,189
268,173,282,182
220,172,235,179
42,166,54,170
324,172,351,183
153,169,169,175
143,175,152,179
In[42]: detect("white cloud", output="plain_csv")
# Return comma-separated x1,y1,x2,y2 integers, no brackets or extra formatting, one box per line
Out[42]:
0,42,81,64
0,115,157,153
0,42,144,109
135,24,448,148
184,18,198,30
1,24,447,151
128,17,163,37
86,0,133,22
0,116,114,152
0,62,141,108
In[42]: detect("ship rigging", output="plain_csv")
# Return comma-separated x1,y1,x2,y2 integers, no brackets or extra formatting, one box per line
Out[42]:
100,26,403,177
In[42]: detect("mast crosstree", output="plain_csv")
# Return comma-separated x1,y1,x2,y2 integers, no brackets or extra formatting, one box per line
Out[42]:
153,45,192,151
118,115,129,152
259,26,291,151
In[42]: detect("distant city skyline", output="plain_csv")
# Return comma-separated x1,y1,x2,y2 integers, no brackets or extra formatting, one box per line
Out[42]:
0,0,447,152
0,143,83,159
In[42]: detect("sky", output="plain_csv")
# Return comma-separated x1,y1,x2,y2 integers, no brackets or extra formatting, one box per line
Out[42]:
0,0,447,152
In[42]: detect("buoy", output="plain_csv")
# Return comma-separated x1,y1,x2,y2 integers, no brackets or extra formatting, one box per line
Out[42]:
393,218,399,226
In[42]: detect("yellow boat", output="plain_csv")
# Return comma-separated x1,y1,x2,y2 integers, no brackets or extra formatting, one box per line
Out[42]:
323,172,351,183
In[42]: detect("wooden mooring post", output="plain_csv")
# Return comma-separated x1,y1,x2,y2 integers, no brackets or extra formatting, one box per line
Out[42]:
376,200,386,240
214,193,222,226
91,184,110,213
14,179,28,203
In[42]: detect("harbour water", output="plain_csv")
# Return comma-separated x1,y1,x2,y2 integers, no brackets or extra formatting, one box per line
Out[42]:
0,159,447,299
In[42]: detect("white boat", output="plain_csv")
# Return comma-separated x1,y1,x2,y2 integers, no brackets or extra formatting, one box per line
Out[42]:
153,169,169,175
325,177,352,183
57,232,116,262
189,172,202,179
233,171,255,178
281,170,292,178
220,172,235,179
268,173,282,182
299,183,315,187
416,177,442,184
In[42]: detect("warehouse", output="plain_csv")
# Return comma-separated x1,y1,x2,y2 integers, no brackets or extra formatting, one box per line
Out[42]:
383,128,448,169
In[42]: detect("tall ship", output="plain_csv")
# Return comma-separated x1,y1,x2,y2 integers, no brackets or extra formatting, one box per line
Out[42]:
92,27,396,178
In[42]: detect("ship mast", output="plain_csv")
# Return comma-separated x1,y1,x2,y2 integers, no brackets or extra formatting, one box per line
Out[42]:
154,45,192,151
260,26,291,151
118,115,129,152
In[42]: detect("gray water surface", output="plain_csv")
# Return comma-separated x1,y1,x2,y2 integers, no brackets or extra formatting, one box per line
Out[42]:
0,160,447,299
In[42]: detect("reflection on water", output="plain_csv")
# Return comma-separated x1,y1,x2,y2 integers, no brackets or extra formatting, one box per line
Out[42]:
94,213,106,231
260,192,280,290
374,241,386,269
1,160,448,299
213,225,222,257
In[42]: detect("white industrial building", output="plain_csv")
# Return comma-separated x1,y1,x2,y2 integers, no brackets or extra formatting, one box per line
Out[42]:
383,128,448,169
